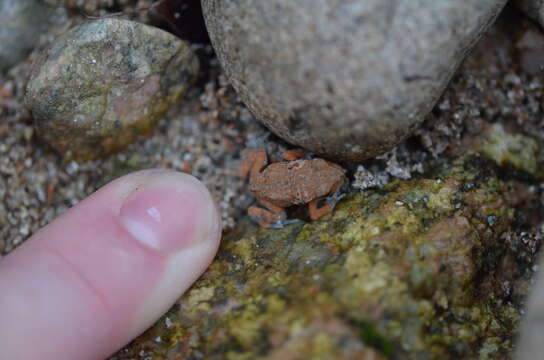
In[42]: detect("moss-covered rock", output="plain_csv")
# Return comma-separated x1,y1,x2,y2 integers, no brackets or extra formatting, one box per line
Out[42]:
114,155,520,359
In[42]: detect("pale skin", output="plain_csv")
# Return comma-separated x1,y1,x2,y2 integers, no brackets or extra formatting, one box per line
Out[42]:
239,149,347,228
0,170,222,360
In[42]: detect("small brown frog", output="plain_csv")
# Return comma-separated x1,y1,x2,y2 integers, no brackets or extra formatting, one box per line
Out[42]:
239,149,347,228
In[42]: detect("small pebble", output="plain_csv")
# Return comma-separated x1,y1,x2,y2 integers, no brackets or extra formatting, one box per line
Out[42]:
26,18,199,161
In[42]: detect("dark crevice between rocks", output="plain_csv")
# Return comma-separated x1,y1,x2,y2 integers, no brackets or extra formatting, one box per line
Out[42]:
148,0,210,45
147,0,216,88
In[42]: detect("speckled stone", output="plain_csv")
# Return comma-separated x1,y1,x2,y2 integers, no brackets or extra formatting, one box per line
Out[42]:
26,18,199,161
202,0,507,161
0,0,53,72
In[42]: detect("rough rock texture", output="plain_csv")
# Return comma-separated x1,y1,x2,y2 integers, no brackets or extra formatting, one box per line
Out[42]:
26,18,199,161
202,0,508,162
0,0,54,72
112,154,527,359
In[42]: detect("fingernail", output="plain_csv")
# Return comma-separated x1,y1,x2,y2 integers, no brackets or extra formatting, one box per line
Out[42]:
119,184,211,253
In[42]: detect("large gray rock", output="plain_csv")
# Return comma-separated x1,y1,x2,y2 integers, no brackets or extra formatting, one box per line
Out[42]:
202,0,507,161
0,0,54,72
26,18,199,161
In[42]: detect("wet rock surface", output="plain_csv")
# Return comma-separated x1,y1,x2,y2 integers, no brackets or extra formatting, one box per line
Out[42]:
26,18,199,161
0,0,54,72
202,0,507,162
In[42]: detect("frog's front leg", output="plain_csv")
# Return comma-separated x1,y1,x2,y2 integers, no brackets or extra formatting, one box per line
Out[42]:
282,149,319,161
248,199,287,228
281,149,306,161
239,149,267,179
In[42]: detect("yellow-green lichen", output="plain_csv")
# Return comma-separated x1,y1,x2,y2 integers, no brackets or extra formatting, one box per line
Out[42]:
481,123,539,175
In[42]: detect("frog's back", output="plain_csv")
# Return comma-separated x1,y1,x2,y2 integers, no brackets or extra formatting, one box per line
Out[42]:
249,162,297,206
290,159,345,203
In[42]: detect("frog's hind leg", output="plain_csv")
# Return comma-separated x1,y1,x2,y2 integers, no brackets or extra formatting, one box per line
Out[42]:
239,149,267,179
248,199,288,228
308,181,347,220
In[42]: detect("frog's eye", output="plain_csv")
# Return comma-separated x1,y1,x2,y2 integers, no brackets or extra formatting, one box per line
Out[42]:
287,160,305,170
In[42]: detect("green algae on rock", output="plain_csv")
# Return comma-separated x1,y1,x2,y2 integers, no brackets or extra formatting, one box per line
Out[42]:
26,18,199,161
115,156,520,360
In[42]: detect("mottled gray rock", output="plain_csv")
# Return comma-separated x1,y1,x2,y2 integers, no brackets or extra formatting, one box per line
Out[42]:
0,0,54,72
514,0,544,27
26,18,199,161
202,0,507,161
